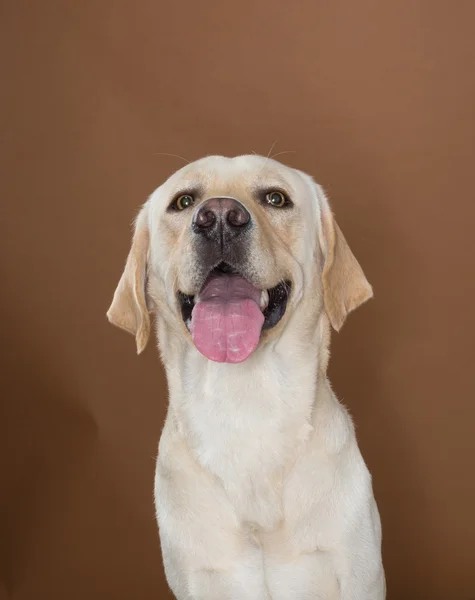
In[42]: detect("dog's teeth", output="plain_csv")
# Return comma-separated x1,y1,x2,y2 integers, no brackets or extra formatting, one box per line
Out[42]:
195,295,201,303
259,290,269,309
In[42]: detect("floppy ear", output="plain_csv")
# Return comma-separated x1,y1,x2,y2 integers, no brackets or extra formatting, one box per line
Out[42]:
107,205,151,354
317,187,373,331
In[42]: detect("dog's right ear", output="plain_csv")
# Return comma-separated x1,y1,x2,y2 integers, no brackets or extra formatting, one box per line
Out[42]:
107,204,151,354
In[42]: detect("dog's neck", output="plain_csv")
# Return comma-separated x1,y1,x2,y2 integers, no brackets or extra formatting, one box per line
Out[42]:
157,300,331,434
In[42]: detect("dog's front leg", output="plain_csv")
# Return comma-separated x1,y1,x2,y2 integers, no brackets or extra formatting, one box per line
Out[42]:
168,549,271,600
159,522,271,600
155,448,271,600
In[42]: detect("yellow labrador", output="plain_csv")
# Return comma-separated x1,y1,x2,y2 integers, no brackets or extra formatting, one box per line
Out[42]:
107,155,385,600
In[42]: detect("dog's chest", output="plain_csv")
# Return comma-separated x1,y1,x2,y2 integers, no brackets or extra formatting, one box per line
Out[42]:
180,368,313,530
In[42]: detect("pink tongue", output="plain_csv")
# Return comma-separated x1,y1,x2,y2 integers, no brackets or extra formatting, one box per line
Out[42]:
190,274,264,363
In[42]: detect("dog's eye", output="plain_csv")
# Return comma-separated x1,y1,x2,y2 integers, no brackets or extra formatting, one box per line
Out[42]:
266,191,287,208
174,194,195,211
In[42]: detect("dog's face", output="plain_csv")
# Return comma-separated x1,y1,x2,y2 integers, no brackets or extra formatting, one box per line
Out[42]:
108,155,372,363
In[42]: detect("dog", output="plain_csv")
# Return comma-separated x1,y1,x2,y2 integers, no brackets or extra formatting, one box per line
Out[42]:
107,155,386,599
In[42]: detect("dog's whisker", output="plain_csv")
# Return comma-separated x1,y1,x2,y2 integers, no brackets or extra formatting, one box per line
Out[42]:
151,152,191,165
270,150,296,160
279,279,292,295
260,140,278,173
266,140,278,160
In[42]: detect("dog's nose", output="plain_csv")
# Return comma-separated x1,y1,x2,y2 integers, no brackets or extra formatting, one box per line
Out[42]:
192,197,251,237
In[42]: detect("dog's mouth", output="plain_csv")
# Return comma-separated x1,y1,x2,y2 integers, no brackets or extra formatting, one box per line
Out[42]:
178,262,291,364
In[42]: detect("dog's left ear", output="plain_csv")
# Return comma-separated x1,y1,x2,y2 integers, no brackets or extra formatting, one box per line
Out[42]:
316,186,373,332
107,204,151,354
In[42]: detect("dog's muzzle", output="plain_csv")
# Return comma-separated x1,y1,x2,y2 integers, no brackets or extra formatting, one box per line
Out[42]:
180,196,291,364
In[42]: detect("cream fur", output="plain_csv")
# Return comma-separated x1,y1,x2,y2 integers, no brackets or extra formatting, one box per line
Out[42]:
107,155,385,599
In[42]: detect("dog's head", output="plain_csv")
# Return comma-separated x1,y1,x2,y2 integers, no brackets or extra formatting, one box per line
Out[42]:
107,155,372,363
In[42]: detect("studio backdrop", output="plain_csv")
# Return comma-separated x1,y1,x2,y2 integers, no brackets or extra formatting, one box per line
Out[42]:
1,1,474,599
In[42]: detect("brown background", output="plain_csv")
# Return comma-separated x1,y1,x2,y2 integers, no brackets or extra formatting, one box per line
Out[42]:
1,1,474,599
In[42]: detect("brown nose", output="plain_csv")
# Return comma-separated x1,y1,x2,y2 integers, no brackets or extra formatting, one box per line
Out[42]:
192,197,251,236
